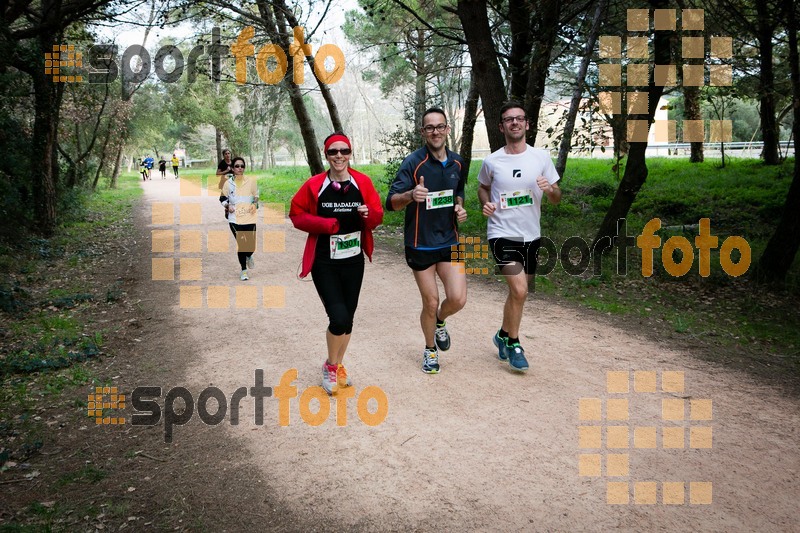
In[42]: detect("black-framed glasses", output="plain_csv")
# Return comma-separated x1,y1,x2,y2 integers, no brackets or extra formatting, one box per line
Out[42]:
326,148,352,156
233,164,245,168
422,124,448,133
501,116,527,125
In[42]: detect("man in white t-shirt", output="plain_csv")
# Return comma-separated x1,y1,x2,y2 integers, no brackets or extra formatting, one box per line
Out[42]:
477,101,562,372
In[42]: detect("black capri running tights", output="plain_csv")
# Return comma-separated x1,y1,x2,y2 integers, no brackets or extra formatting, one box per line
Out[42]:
311,260,365,336
229,223,256,270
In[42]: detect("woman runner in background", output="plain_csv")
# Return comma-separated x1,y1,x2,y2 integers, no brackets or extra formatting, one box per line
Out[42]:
219,157,258,281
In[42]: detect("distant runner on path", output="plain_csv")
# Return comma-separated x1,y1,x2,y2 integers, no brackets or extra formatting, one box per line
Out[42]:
385,107,468,374
219,157,258,281
216,149,235,220
143,155,154,179
138,158,148,181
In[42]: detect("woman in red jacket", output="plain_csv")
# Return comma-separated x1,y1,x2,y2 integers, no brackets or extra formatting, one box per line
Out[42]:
289,133,384,395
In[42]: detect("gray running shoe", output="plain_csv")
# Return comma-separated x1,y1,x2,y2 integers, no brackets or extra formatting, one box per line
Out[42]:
422,347,440,374
434,322,451,351
322,362,338,395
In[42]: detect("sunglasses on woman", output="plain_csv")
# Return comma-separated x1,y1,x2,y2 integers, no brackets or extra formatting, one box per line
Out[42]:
326,148,352,156
233,164,245,168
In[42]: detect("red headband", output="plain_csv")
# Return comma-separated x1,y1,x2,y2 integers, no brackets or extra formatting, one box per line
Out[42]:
324,134,351,152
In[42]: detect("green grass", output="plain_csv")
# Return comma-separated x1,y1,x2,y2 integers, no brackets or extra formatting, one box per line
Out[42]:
38,365,96,396
55,465,107,488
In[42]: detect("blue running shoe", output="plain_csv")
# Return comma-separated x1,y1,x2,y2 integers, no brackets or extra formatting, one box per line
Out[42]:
493,330,509,361
506,342,529,372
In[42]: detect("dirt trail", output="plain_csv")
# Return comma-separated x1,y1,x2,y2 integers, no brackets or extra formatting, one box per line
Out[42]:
138,177,799,531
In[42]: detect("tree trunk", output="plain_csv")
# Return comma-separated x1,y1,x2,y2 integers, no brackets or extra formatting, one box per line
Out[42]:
61,129,77,190
457,0,506,152
30,35,62,235
508,0,533,101
267,105,281,168
66,80,110,189
262,124,270,170
248,122,255,168
757,0,780,165
414,29,427,129
676,0,704,162
594,0,671,250
258,1,323,174
110,144,123,189
685,86,704,162
315,70,344,133
92,120,113,189
284,85,324,174
752,0,800,283
608,115,628,179
459,71,480,175
556,0,607,177
276,0,344,132
64,122,81,189
108,102,132,189
524,0,561,143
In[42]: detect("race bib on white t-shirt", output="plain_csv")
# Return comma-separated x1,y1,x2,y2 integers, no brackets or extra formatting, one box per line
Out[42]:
500,189,534,209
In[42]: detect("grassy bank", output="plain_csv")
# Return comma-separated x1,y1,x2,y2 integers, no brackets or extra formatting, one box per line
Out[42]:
0,173,142,501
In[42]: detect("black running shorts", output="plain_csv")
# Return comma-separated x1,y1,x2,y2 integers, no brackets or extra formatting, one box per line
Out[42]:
489,238,541,275
404,246,455,271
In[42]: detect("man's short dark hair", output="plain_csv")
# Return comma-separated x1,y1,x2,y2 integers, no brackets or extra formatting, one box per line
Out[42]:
422,107,447,124
499,101,526,120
